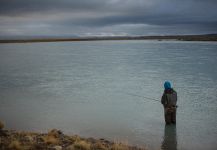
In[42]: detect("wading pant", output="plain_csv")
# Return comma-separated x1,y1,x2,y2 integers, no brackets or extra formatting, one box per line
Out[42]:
164,107,176,124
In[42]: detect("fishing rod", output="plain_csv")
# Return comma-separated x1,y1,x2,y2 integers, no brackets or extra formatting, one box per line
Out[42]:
125,92,160,102
126,92,178,107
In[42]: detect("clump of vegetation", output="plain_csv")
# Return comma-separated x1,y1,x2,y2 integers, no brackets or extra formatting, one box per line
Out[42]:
48,129,62,138
8,140,22,150
0,121,146,150
68,135,81,143
0,121,4,130
73,140,91,150
43,135,60,145
91,141,107,150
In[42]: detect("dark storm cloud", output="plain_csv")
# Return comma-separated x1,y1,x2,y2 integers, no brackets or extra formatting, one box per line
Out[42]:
0,0,217,36
0,0,107,15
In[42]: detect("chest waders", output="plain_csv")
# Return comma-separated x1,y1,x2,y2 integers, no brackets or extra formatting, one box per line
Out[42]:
164,94,177,124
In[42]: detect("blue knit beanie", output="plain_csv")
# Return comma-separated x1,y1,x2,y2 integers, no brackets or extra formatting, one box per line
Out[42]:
164,81,171,90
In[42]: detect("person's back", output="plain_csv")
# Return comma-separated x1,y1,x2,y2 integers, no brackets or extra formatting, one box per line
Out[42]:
161,81,177,124
161,88,177,108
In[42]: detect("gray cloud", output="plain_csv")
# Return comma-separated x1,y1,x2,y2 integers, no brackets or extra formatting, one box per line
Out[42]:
0,0,217,37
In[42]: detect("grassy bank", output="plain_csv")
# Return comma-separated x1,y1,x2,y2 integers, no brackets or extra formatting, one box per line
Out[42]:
0,121,146,150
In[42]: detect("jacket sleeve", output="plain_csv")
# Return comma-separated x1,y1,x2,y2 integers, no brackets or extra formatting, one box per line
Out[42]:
161,93,166,106
172,90,177,105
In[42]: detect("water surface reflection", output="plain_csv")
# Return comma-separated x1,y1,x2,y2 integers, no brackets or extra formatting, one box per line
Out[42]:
161,125,177,150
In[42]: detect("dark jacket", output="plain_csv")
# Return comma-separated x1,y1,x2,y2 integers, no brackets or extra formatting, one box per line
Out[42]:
161,88,177,108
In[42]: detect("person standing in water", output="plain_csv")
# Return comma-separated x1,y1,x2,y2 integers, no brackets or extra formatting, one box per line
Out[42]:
161,81,177,124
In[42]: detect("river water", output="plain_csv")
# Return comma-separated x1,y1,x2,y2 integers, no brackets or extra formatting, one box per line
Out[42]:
0,40,217,150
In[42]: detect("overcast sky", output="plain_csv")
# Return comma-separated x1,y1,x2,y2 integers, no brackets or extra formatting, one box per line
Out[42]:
0,0,217,37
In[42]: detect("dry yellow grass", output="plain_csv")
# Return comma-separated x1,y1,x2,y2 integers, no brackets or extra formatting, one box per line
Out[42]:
66,145,75,150
111,140,130,150
73,140,91,150
8,140,22,150
48,129,61,137
0,121,4,130
111,143,130,150
43,135,59,145
0,125,146,150
92,141,107,150
69,135,81,143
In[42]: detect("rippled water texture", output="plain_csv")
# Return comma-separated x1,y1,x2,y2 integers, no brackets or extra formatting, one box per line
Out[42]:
0,40,217,150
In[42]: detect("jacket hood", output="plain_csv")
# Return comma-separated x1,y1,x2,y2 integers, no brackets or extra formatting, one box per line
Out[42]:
164,81,172,90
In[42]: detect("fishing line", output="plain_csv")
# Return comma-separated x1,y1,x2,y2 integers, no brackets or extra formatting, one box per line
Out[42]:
124,92,160,102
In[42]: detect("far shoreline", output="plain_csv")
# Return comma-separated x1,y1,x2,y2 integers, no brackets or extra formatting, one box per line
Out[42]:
0,34,217,43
